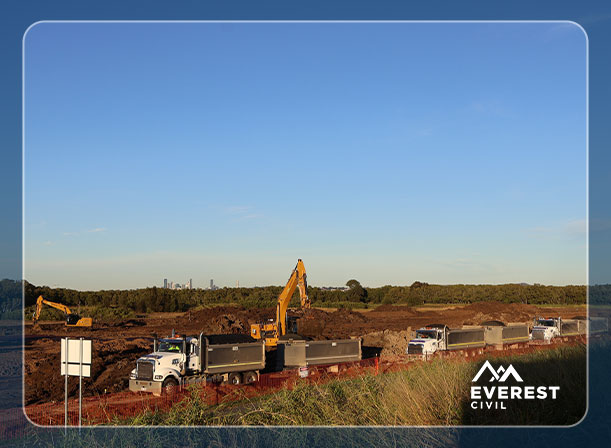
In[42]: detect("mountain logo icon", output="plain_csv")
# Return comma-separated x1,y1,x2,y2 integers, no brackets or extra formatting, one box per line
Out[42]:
472,360,523,382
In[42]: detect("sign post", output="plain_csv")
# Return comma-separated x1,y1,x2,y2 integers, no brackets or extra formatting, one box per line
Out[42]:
79,337,83,429
61,338,92,430
64,338,69,433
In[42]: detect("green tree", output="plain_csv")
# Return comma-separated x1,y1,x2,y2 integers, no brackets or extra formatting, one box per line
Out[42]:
346,279,367,302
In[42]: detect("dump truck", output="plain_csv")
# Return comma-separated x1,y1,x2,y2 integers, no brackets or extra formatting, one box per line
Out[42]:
531,317,588,341
129,332,265,395
481,320,530,346
407,324,485,357
277,338,362,369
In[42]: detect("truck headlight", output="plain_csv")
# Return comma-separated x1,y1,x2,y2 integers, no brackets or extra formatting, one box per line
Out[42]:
154,375,163,380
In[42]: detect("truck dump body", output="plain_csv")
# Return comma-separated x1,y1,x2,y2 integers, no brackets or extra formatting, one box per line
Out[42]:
447,328,485,350
483,324,530,345
501,325,530,343
278,339,362,369
559,319,584,336
202,337,265,375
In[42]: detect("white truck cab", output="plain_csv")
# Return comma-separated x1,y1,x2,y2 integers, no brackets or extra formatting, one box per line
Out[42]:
407,327,446,356
531,317,561,341
130,335,198,393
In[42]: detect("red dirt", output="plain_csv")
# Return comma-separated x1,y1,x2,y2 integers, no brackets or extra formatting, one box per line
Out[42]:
24,301,586,405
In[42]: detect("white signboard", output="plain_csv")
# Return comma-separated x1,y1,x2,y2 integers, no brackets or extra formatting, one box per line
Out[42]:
61,338,92,377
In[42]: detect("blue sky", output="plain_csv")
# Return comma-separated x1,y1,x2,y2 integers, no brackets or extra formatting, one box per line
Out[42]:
24,22,587,289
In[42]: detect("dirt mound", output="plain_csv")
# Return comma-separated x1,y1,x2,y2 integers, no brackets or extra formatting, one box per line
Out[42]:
460,301,538,325
186,306,245,320
293,308,368,339
362,330,413,360
206,314,248,334
174,306,369,339
176,306,275,335
293,308,331,339
329,309,367,323
291,308,328,320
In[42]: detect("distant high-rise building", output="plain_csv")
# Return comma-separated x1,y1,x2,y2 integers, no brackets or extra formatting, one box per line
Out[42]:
210,279,214,289
164,278,168,289
189,278,193,289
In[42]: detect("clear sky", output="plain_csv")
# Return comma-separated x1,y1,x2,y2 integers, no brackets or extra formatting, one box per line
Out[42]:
24,22,587,290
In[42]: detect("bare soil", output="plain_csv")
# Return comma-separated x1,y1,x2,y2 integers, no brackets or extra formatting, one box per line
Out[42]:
24,301,586,405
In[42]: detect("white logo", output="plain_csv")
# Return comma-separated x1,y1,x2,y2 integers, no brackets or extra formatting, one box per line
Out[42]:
472,360,523,383
470,361,559,410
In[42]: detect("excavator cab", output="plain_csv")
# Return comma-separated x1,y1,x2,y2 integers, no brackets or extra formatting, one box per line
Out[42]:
65,315,93,327
287,316,299,334
66,314,82,325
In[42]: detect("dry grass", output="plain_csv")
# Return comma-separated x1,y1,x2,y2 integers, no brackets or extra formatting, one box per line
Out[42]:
117,343,587,427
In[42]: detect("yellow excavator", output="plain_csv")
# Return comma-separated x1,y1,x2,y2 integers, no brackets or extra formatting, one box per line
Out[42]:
32,295,93,327
250,259,310,347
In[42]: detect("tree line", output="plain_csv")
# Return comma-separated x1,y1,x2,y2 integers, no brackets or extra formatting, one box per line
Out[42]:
0,279,22,319
17,279,588,316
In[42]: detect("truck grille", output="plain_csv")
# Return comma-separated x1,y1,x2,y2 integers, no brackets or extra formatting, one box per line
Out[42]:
407,345,423,355
531,330,546,340
137,361,154,380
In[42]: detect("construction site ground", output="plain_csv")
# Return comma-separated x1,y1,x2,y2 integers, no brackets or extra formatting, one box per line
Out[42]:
24,301,587,406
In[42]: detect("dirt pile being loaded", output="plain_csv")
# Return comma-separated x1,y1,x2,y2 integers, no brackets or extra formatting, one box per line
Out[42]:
362,330,413,360
293,308,369,340
174,306,276,335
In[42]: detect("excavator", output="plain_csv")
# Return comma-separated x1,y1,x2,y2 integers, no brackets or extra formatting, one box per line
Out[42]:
250,259,310,347
32,295,93,327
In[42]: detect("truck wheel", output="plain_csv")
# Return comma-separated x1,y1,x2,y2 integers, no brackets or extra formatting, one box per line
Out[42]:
243,371,257,384
228,372,242,385
162,377,179,394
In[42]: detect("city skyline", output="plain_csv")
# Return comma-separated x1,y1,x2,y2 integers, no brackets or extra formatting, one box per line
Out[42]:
21,275,569,292
163,277,193,290
23,22,587,289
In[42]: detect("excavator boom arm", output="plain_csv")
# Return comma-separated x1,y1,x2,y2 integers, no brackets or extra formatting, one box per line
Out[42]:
33,295,73,322
276,259,309,336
